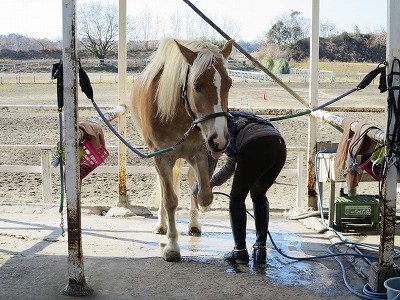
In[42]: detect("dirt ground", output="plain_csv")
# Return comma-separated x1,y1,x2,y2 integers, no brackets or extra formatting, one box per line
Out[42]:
0,79,389,211
0,77,395,299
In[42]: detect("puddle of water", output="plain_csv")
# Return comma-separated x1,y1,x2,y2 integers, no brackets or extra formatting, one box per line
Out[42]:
149,218,343,297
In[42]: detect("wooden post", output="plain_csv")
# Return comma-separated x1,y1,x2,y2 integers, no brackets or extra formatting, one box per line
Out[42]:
40,149,52,203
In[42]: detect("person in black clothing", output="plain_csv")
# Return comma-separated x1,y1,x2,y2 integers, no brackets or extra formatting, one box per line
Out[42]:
192,111,286,264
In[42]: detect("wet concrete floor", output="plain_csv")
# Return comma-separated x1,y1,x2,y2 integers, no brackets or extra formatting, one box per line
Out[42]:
0,205,386,299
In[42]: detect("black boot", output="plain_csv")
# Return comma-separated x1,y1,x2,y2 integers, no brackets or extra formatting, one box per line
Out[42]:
252,198,269,263
224,200,249,264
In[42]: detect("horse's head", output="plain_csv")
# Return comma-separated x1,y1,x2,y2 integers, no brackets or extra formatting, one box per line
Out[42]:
175,39,234,159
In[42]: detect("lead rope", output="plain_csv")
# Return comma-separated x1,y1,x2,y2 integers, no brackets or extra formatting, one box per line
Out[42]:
51,61,65,237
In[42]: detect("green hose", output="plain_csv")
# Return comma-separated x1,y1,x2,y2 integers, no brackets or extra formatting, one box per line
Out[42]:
270,109,311,121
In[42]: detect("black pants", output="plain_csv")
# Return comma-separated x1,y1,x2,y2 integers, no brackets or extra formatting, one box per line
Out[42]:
231,136,286,201
229,136,286,249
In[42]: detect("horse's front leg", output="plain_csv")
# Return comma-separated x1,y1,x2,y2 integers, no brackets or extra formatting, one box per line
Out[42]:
187,152,215,212
154,157,181,262
187,166,201,235
153,174,167,234
153,159,184,235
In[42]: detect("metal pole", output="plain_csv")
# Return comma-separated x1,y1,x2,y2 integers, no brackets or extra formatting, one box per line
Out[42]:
368,0,400,292
118,0,128,205
307,0,319,209
106,0,134,217
311,110,386,144
61,0,92,296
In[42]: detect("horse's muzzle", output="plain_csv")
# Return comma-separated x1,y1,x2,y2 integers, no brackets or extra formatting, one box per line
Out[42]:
207,132,229,155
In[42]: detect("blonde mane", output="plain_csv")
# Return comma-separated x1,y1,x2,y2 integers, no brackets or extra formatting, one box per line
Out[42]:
140,38,225,122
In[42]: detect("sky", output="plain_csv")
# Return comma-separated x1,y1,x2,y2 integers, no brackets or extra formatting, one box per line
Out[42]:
0,0,387,42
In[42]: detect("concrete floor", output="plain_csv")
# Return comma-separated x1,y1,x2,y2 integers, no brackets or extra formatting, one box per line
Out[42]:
0,204,398,300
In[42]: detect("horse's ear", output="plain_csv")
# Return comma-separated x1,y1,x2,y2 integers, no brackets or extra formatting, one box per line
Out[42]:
174,39,197,65
221,39,234,60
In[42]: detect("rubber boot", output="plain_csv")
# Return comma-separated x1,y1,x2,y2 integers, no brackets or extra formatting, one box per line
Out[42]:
224,200,249,264
252,198,269,263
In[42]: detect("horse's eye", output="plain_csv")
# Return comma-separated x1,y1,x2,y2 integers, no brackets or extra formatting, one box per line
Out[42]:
194,84,201,92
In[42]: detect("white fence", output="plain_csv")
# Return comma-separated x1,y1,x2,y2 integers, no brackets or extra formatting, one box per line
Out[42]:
0,70,373,84
0,73,139,84
0,143,307,207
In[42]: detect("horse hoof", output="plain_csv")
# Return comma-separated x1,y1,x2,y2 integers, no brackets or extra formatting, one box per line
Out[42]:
153,227,167,235
199,204,211,213
189,227,201,236
163,251,182,262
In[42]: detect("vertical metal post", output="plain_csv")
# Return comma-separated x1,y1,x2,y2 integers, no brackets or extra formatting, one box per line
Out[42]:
307,0,319,209
368,0,400,292
118,0,128,205
380,0,400,268
61,0,92,296
106,0,133,217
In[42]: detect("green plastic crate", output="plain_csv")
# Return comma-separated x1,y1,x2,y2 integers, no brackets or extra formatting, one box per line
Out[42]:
334,195,380,231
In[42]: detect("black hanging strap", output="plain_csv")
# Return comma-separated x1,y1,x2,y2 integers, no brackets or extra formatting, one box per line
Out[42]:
51,61,64,111
386,58,400,158
78,59,94,100
51,61,65,235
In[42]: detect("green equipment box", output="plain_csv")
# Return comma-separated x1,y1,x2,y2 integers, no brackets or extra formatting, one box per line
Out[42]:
334,195,380,232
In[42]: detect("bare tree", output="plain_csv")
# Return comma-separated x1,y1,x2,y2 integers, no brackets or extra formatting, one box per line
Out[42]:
137,9,153,49
222,17,241,41
127,14,141,50
183,11,197,39
320,20,338,38
169,10,183,39
77,1,118,65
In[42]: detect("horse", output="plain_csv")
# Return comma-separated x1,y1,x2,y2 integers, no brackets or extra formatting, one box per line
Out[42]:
130,38,234,262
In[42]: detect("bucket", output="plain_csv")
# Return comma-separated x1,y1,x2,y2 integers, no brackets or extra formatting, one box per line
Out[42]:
79,139,109,179
384,277,400,300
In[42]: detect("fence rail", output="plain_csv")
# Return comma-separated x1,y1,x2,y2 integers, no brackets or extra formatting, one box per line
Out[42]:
0,143,307,206
1,103,385,207
0,103,307,207
0,70,375,84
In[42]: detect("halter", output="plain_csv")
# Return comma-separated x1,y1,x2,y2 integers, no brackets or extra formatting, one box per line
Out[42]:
181,67,232,128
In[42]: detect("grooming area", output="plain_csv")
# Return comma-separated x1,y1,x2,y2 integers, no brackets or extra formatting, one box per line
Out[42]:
2,1,400,299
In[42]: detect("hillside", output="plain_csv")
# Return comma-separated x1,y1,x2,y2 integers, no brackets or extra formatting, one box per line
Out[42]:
0,32,387,74
286,32,386,63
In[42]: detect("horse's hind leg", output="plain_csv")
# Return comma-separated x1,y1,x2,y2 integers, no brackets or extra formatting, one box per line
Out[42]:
188,166,201,236
155,158,181,262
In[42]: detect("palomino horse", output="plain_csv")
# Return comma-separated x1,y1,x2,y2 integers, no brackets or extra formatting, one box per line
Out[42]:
130,38,234,261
